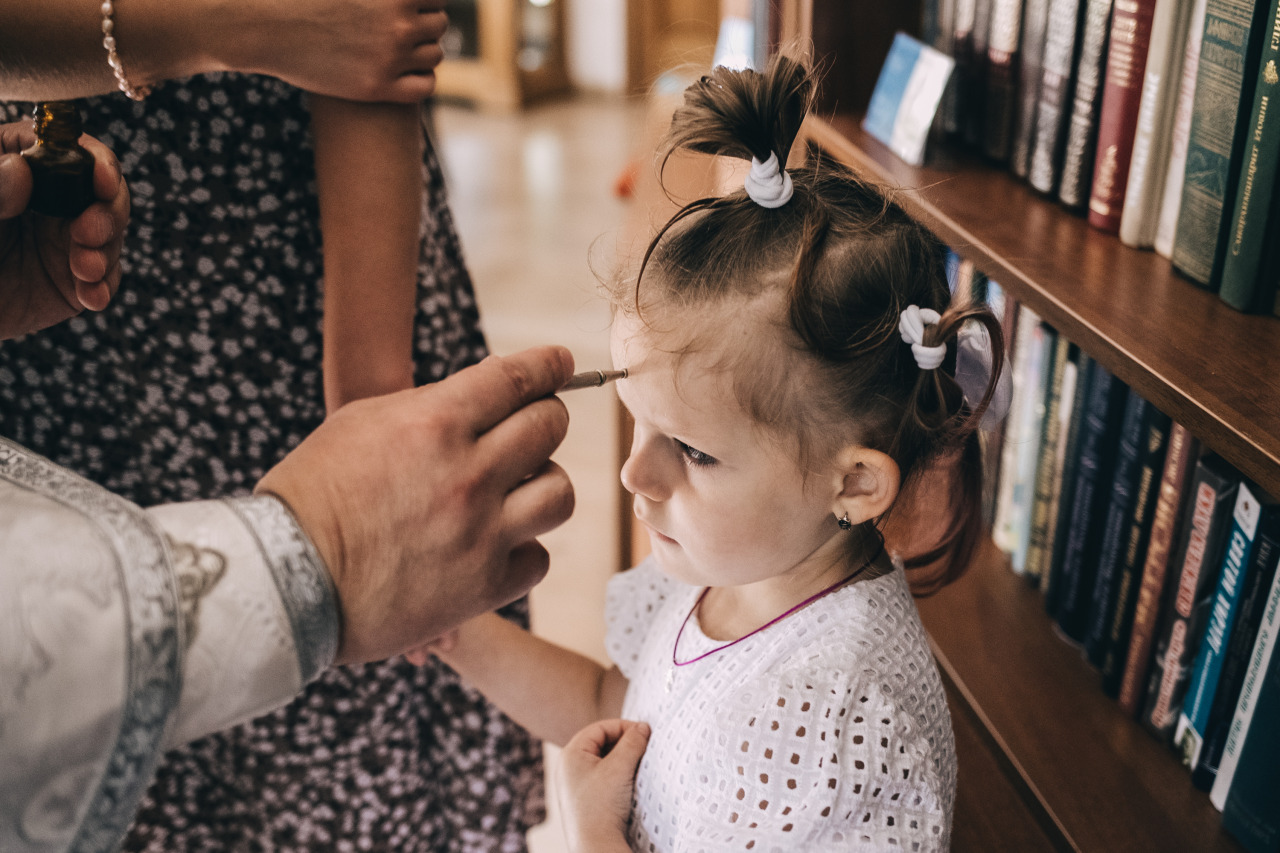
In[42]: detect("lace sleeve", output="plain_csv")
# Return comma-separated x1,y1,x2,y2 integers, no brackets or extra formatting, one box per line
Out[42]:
604,557,678,679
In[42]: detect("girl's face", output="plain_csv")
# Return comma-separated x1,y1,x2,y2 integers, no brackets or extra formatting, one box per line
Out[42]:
611,312,850,591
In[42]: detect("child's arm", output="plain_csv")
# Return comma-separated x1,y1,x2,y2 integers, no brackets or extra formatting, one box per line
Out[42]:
428,613,630,747
309,95,421,411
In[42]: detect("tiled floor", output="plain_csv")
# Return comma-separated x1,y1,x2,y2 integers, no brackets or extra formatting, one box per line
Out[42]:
433,93,647,853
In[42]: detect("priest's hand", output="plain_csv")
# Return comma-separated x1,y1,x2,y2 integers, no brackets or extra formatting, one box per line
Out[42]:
0,121,128,341
257,346,576,664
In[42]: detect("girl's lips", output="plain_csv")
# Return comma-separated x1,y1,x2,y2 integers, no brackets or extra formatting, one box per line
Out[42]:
640,519,677,545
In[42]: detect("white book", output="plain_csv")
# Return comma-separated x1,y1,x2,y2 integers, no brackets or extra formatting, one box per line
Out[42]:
1153,0,1209,258
1119,0,1197,248
1210,549,1280,810
992,305,1044,571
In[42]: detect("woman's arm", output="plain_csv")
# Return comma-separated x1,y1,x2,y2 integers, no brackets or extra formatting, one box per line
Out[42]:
309,96,421,410
424,613,630,747
0,0,446,102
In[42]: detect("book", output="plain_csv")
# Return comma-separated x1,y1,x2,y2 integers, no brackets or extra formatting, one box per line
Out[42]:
863,33,958,166
1191,500,1280,789
979,277,1012,526
1118,421,1199,715
1053,360,1129,643
1140,453,1240,742
1035,346,1080,593
1044,348,1095,611
967,0,995,147
1154,0,1211,258
1220,607,1280,851
1099,405,1173,695
1211,541,1280,810
1025,333,1074,581
1119,0,1199,248
1028,0,1088,194
1169,0,1271,288
1085,387,1152,664
1011,0,1052,177
1057,0,1116,209
992,307,1048,573
1086,0,1160,233
1216,0,1280,313
983,0,1025,161
1174,481,1277,770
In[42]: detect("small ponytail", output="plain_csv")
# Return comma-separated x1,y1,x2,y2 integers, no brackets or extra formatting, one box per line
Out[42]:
662,54,814,176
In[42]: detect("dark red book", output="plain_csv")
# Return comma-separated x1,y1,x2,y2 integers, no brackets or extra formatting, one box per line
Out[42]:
1087,0,1159,233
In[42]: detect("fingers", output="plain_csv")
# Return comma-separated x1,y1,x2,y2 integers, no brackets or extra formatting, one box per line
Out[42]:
68,134,128,305
497,540,552,606
0,154,33,220
482,396,570,492
440,346,574,434
0,121,35,157
501,460,574,545
565,718,651,762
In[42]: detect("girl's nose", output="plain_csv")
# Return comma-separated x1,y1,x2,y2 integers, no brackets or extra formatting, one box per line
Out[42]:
619,436,672,502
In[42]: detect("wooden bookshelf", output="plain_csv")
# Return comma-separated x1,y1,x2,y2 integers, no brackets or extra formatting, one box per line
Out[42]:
801,111,1268,852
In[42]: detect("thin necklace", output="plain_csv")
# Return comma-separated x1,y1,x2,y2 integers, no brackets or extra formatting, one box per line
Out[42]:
668,540,886,686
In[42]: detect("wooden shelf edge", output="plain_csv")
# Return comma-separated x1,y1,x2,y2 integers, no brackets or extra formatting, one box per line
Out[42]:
801,114,1280,501
915,541,1243,852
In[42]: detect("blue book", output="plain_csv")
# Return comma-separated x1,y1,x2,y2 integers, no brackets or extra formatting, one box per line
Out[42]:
1175,481,1272,769
863,32,956,166
1222,608,1280,851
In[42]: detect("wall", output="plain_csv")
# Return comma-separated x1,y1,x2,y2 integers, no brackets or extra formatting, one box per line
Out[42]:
565,0,627,93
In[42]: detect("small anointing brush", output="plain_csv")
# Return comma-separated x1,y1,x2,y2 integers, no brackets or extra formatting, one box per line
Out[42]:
560,368,627,391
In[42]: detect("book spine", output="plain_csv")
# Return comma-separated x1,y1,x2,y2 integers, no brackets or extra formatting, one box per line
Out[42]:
992,306,1043,568
1216,0,1280,312
984,0,1025,161
1141,456,1240,741
947,0,979,137
966,0,996,146
1170,0,1269,288
1057,0,1117,208
1174,481,1264,770
1086,387,1148,664
1038,355,1080,597
1120,0,1199,248
1012,0,1052,177
1044,349,1094,612
1211,544,1280,810
1029,0,1087,193
1025,334,1073,580
1155,0,1210,257
1056,363,1127,642
1100,409,1173,695
1192,513,1280,789
1087,0,1160,233
1118,421,1197,715
1220,624,1280,849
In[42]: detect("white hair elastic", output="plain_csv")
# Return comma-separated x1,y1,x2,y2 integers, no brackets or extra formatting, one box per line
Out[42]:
898,305,947,370
744,151,794,208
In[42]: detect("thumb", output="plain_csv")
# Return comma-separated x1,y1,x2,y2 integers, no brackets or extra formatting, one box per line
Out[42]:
605,722,651,772
0,154,33,220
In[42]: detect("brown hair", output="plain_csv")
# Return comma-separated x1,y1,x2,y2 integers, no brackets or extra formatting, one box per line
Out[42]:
618,54,1005,593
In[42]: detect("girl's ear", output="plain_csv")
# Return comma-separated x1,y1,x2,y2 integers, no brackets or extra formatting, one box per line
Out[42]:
831,446,900,525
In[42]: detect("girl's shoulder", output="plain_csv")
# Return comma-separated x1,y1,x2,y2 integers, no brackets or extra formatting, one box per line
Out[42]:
604,557,693,675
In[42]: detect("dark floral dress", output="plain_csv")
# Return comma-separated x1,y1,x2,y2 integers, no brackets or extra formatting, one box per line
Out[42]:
0,74,543,852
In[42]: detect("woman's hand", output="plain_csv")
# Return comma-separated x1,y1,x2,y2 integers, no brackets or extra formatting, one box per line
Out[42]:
558,718,650,853
0,121,128,341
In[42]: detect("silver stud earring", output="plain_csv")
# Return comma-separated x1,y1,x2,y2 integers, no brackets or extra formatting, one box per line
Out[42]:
837,513,852,530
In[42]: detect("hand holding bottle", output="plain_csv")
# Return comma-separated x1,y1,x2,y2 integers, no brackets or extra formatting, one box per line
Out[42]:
0,120,129,341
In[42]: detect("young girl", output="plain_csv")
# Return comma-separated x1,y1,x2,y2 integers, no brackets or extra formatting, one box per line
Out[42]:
418,55,1004,851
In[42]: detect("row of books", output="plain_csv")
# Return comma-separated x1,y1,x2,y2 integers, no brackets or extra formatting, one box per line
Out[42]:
976,264,1280,852
923,0,1280,316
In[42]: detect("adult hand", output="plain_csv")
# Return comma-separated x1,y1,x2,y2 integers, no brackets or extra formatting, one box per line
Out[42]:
257,346,577,664
218,0,450,102
558,718,651,853
0,121,128,341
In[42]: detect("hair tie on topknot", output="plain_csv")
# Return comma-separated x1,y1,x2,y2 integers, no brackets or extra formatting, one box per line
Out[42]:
898,305,946,370
744,151,794,209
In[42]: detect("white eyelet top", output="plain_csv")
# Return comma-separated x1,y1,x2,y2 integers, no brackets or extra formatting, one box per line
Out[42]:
605,557,956,852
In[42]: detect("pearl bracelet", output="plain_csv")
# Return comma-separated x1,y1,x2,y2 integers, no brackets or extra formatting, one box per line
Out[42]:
100,0,151,101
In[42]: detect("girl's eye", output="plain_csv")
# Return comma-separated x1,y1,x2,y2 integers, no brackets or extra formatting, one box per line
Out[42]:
676,439,717,467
